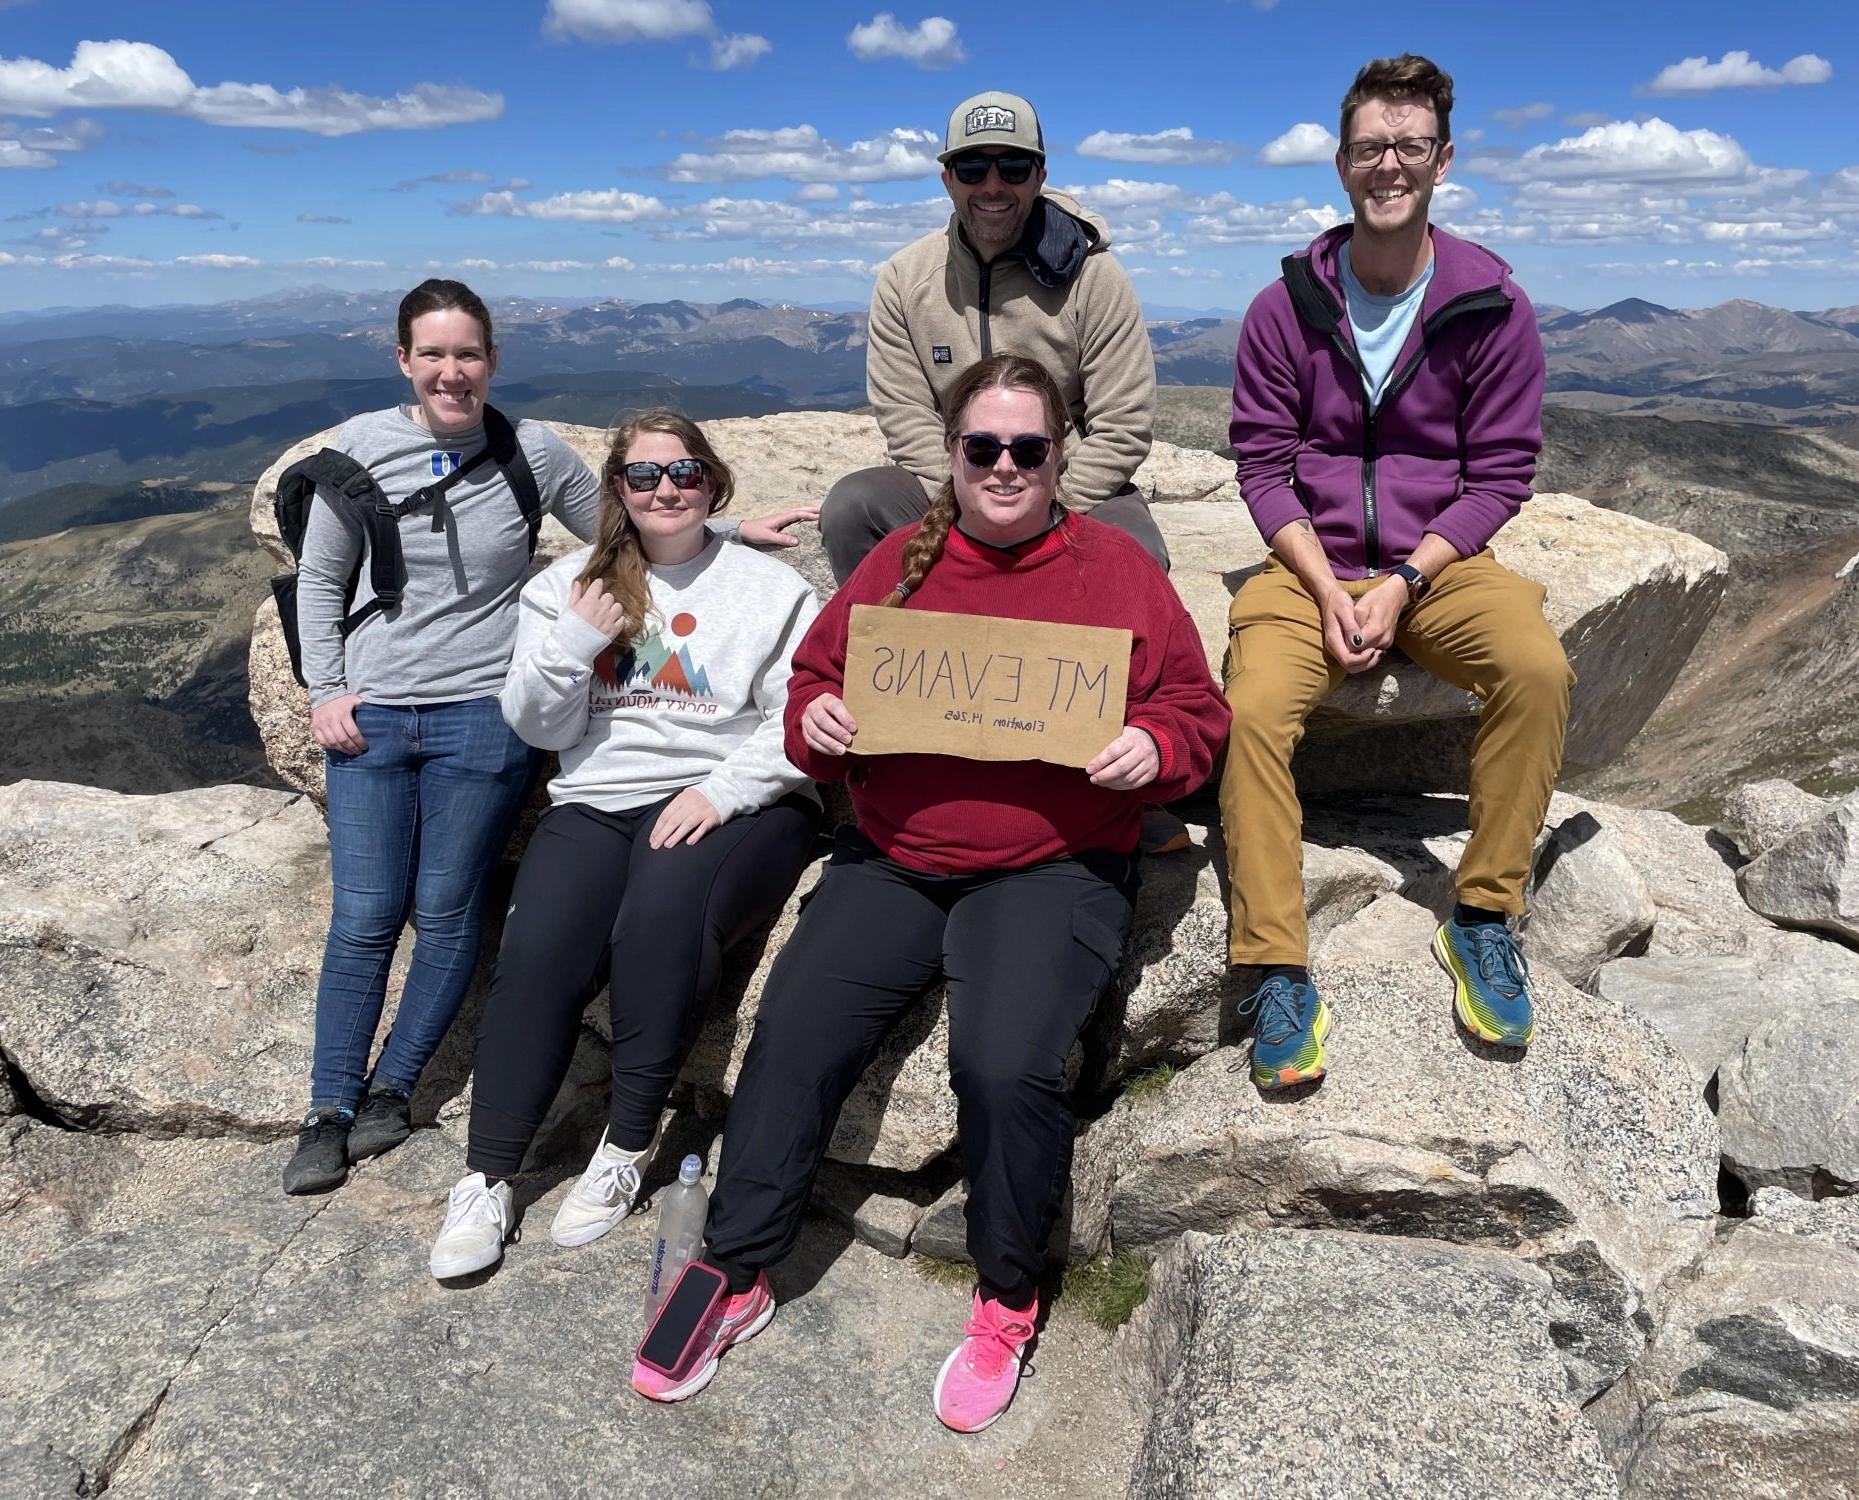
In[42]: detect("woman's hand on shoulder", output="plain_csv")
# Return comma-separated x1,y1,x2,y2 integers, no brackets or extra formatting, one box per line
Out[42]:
800,693,858,757
1087,726,1159,791
649,787,722,849
310,693,367,754
568,578,627,640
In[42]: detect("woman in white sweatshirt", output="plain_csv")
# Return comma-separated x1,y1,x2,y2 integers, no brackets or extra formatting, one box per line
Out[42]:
426,408,821,1278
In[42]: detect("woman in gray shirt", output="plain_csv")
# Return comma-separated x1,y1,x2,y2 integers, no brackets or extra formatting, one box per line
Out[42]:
282,279,604,1194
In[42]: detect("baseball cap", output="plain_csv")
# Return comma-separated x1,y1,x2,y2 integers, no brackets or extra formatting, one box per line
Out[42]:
939,91,1045,163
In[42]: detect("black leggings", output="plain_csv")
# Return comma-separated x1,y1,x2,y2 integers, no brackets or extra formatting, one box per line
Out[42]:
466,792,820,1178
705,828,1138,1304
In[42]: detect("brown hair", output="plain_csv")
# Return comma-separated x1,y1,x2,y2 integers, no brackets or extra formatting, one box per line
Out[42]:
881,353,1069,607
1339,53,1455,147
396,278,494,352
578,408,736,650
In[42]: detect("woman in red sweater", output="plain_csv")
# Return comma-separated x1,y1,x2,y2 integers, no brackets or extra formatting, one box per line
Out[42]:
632,354,1229,1428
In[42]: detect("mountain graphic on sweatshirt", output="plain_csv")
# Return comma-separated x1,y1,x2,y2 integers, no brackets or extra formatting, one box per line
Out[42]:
593,618,713,704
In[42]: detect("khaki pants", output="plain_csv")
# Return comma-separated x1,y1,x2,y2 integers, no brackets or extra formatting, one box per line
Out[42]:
1219,552,1573,966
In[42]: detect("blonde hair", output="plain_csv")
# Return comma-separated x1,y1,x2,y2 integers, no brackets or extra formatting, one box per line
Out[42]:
882,354,1069,608
579,408,735,650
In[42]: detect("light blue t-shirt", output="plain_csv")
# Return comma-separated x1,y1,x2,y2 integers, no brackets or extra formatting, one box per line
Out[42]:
1339,240,1434,410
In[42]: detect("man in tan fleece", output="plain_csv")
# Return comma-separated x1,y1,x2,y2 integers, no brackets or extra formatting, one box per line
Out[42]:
820,89,1166,583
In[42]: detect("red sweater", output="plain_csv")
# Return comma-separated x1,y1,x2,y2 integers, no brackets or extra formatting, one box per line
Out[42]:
784,512,1230,874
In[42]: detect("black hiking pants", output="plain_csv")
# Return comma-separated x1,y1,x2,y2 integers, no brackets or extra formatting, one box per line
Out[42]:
704,828,1138,1305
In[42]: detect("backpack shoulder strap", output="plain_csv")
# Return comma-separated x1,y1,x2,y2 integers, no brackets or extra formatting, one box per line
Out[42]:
483,405,544,555
276,449,388,551
276,448,403,634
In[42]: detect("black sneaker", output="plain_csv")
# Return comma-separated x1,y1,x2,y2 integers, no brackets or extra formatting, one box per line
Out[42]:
347,1088,413,1162
282,1109,353,1194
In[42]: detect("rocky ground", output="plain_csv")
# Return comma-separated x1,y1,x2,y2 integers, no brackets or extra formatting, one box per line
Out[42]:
2,415,1855,1498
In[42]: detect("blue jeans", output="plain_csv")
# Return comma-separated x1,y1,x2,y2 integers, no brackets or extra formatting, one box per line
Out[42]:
310,697,538,1110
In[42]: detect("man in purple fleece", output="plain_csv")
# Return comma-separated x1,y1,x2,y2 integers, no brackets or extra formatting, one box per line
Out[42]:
1220,53,1573,1088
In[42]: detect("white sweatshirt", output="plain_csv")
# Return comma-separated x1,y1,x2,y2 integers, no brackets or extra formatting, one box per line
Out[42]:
501,531,819,820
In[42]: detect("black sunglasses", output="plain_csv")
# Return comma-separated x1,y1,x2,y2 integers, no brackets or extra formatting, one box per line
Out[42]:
619,458,707,493
959,433,1053,470
948,152,1039,186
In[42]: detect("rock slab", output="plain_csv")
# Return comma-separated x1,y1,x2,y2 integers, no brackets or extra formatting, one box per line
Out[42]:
1740,792,1859,945
1588,1221,1859,1500
1117,1229,1619,1500
1087,955,1720,1400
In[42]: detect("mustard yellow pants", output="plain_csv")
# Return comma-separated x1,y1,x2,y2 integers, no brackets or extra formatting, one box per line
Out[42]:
1219,553,1573,966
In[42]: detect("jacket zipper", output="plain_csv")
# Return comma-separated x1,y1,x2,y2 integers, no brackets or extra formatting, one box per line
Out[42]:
977,255,993,359
1283,255,1510,577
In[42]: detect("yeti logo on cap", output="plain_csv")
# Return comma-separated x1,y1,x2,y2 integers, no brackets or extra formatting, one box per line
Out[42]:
965,105,1016,137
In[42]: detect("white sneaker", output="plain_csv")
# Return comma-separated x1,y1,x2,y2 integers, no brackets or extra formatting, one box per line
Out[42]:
429,1172,514,1280
550,1132,647,1248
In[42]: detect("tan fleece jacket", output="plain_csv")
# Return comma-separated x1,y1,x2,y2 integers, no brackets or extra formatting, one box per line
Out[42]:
865,189,1156,505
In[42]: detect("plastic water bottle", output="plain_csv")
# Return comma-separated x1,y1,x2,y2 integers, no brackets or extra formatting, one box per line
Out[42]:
645,1154,709,1316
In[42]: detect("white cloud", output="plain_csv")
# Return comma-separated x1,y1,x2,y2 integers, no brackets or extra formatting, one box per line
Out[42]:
1432,182,1478,211
1186,197,1339,245
709,33,771,69
1060,178,1190,211
102,177,169,197
1077,128,1234,167
173,253,260,268
846,14,965,68
0,40,501,135
459,189,669,222
544,0,714,42
792,183,839,202
56,196,220,220
1492,118,1754,185
0,140,55,168
288,256,387,269
667,125,939,183
1258,122,1338,166
1644,50,1833,94
297,212,351,224
1490,102,1554,129
652,193,947,250
605,256,634,269
644,255,878,279
0,115,101,167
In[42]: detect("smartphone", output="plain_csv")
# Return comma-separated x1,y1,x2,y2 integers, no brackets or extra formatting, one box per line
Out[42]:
636,1260,729,1378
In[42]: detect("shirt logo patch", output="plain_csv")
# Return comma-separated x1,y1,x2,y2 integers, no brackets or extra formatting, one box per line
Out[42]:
430,451,462,477
932,345,953,364
965,105,1015,136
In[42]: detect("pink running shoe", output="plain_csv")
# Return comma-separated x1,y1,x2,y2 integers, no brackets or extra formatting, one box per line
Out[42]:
932,1291,1038,1433
631,1272,774,1403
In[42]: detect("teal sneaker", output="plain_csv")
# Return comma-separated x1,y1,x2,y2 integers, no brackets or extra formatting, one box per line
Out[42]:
1237,975,1332,1090
1432,918,1535,1047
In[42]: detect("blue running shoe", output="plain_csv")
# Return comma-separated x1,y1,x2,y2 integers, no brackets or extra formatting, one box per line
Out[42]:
1432,917,1535,1047
1237,975,1331,1090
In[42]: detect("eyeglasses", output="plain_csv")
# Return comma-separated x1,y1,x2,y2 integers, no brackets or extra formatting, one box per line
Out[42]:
959,433,1053,470
619,458,707,492
1344,136,1442,169
948,152,1039,186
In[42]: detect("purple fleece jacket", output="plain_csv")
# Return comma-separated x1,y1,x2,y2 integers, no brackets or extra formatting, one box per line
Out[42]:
1229,224,1546,579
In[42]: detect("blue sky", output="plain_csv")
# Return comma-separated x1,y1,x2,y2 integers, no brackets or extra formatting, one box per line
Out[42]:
0,0,1854,316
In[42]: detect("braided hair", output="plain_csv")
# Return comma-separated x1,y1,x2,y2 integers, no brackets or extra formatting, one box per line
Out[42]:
881,353,1070,608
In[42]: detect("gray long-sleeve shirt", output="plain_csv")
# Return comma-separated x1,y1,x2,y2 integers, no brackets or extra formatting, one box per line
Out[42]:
502,533,818,820
296,406,602,707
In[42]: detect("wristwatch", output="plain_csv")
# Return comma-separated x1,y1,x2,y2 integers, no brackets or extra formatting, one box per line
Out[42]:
1392,563,1430,609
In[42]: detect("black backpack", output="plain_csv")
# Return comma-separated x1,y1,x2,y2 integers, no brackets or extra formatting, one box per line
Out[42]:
269,404,543,689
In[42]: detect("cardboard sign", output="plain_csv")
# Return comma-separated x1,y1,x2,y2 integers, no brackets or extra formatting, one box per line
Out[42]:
842,605,1131,768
